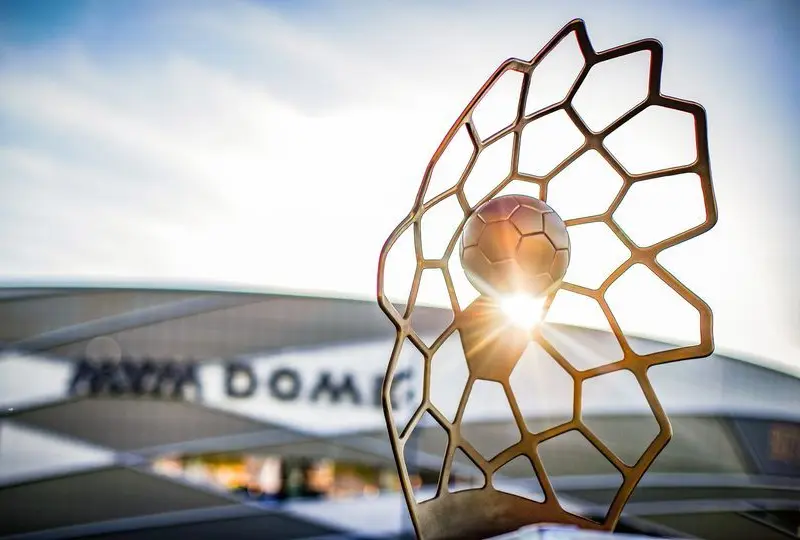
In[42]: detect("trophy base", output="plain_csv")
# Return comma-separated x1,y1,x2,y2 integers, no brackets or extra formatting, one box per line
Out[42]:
416,488,604,540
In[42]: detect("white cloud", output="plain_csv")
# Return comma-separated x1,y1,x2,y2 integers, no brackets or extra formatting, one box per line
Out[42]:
0,0,797,373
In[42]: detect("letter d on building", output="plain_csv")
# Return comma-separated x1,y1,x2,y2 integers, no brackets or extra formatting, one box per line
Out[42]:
225,362,256,398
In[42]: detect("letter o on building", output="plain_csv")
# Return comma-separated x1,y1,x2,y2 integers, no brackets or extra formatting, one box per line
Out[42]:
268,368,301,401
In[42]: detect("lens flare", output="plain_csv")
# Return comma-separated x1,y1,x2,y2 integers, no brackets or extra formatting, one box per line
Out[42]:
499,293,547,330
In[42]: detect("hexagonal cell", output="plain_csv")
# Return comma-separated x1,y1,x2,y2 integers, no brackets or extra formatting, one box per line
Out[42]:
549,249,569,282
462,247,521,296
637,415,747,476
582,369,661,466
411,268,454,347
510,341,573,433
525,30,585,115
472,70,524,141
425,126,474,202
463,133,514,208
461,380,521,460
404,412,449,503
516,196,552,213
542,290,624,371
544,212,569,250
539,430,623,518
605,263,701,355
572,50,651,132
517,234,555,276
604,105,697,175
390,337,426,435
448,447,486,493
522,273,554,298
476,195,520,224
458,296,530,381
382,226,417,314
494,179,542,201
430,330,470,422
563,223,630,290
613,173,706,248
547,150,624,221
421,195,465,260
493,456,545,502
509,205,545,236
519,110,585,177
479,221,520,263
461,245,493,293
461,212,485,250
448,248,481,311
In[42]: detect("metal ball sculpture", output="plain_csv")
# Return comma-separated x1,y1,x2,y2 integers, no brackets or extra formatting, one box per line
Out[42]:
377,18,717,540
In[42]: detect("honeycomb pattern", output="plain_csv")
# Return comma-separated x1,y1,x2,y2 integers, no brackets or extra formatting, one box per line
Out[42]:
376,18,717,540
460,195,569,297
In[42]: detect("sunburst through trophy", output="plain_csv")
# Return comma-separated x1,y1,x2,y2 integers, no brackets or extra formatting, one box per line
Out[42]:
377,16,718,540
460,194,569,329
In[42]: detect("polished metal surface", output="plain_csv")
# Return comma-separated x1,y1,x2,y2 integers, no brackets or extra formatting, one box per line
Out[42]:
377,18,717,540
461,195,569,298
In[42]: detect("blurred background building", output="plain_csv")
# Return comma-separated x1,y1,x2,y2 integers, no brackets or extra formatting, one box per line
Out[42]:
0,287,797,539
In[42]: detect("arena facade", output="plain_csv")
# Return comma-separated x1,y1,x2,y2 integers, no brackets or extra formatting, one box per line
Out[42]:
0,286,798,540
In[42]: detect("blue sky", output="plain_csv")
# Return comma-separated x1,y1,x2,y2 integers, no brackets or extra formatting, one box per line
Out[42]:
0,0,798,374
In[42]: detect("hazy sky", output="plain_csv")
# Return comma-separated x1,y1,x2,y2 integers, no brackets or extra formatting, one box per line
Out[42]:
0,0,798,375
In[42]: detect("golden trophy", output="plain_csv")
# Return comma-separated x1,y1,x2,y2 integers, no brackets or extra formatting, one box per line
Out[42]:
377,19,717,540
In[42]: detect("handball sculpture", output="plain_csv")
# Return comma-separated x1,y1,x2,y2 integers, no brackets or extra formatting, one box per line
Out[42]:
377,19,717,540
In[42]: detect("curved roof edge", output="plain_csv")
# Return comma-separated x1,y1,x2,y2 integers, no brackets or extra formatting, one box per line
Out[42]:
0,280,797,380
0,278,376,304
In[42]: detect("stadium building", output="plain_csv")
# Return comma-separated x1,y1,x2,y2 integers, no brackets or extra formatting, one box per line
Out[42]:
0,286,798,539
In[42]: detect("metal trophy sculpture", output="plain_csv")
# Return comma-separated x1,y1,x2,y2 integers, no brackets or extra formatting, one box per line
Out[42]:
377,19,717,540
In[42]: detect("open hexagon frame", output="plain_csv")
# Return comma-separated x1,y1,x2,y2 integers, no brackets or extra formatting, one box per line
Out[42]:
377,18,717,540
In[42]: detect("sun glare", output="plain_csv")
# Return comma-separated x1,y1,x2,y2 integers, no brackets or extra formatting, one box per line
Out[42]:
499,293,547,330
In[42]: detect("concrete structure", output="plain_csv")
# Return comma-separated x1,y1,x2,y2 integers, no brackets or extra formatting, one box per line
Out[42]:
0,287,798,539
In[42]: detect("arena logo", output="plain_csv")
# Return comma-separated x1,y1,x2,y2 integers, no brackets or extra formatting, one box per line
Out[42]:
68,358,416,409
69,358,201,399
223,363,414,409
